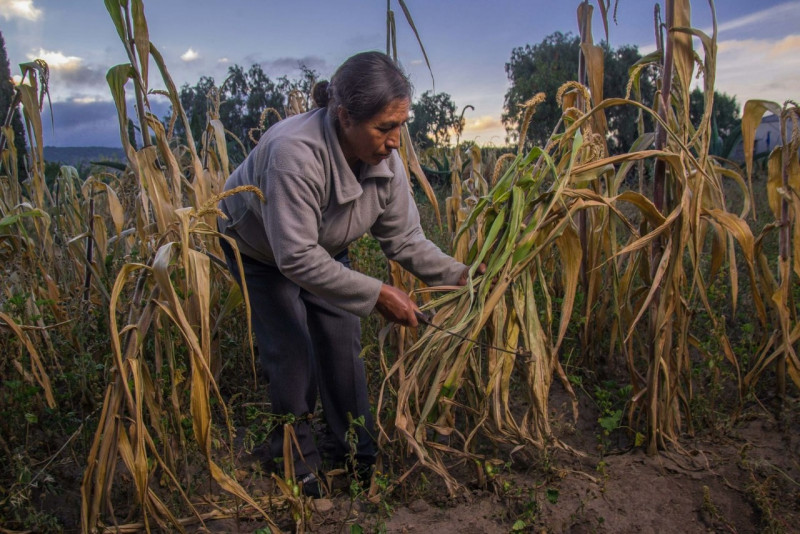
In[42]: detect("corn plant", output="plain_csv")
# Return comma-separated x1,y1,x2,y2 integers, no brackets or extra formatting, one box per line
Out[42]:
741,99,800,397
73,1,295,531
0,49,125,532
1,60,59,429
378,0,771,492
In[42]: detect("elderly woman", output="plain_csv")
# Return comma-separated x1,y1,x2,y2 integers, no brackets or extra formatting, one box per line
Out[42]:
218,51,473,497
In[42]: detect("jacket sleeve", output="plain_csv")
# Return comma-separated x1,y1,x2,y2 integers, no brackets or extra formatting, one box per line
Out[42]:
370,163,466,287
262,161,383,317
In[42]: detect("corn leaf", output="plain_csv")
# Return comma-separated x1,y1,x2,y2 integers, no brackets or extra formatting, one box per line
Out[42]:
131,0,150,87
742,100,781,179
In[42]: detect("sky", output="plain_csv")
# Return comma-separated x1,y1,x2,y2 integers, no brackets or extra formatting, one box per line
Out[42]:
2,0,799,147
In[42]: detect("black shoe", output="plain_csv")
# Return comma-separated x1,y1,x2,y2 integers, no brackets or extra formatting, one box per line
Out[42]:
298,472,324,498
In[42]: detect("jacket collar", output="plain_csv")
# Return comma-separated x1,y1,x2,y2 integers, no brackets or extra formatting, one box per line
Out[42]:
323,111,394,205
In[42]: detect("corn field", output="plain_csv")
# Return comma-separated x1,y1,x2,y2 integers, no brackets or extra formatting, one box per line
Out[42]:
0,0,798,532
380,0,799,486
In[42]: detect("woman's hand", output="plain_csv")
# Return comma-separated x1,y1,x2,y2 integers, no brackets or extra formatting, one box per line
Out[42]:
375,284,420,326
458,263,487,286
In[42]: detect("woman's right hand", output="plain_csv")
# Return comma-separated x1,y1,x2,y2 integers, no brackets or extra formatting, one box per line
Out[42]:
375,284,419,327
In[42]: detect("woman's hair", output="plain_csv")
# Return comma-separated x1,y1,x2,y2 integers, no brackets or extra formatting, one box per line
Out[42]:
312,51,412,123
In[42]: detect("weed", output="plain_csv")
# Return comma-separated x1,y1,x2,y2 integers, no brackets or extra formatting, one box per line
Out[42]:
0,452,61,533
497,479,539,532
699,484,739,532
591,380,633,454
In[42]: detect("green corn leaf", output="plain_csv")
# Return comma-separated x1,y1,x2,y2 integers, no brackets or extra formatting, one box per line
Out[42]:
104,0,127,44
106,64,136,156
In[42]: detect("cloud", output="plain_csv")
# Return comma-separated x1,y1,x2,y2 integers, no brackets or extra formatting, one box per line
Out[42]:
22,48,106,94
637,3,800,111
39,100,120,147
40,97,171,147
460,115,508,145
25,48,108,94
217,57,230,64
260,56,329,76
464,115,504,133
717,34,800,58
29,49,82,71
769,35,800,57
640,3,800,56
715,35,800,106
181,48,199,62
715,2,800,35
56,64,106,89
0,0,42,21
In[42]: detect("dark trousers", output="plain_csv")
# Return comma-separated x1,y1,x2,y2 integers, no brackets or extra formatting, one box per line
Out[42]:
220,239,377,476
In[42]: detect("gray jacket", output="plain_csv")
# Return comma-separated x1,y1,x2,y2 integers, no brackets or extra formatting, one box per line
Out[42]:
218,108,466,317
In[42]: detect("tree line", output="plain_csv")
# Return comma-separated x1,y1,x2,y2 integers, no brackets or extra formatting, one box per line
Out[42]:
175,31,740,160
0,29,741,167
504,31,740,155
0,30,29,177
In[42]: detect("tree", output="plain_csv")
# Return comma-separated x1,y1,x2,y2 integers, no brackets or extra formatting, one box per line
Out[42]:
689,88,741,156
408,90,463,148
503,31,656,154
275,64,318,112
219,63,283,147
175,63,318,162
176,75,219,148
0,29,28,178
689,88,739,138
603,44,655,154
689,88,741,158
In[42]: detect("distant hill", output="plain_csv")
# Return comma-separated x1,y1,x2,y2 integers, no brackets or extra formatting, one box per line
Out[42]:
44,146,126,166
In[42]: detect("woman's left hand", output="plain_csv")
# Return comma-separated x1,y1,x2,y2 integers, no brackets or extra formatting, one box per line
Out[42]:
458,263,486,286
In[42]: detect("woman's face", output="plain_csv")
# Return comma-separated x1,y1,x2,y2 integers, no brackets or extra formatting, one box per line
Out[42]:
338,97,410,168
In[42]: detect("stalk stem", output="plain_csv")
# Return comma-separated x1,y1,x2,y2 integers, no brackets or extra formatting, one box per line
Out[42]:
83,187,95,302
776,110,789,403
647,0,676,456
122,2,151,149
577,1,591,364
653,0,675,215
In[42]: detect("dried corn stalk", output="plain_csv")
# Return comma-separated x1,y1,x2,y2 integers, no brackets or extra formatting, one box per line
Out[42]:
380,0,772,489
